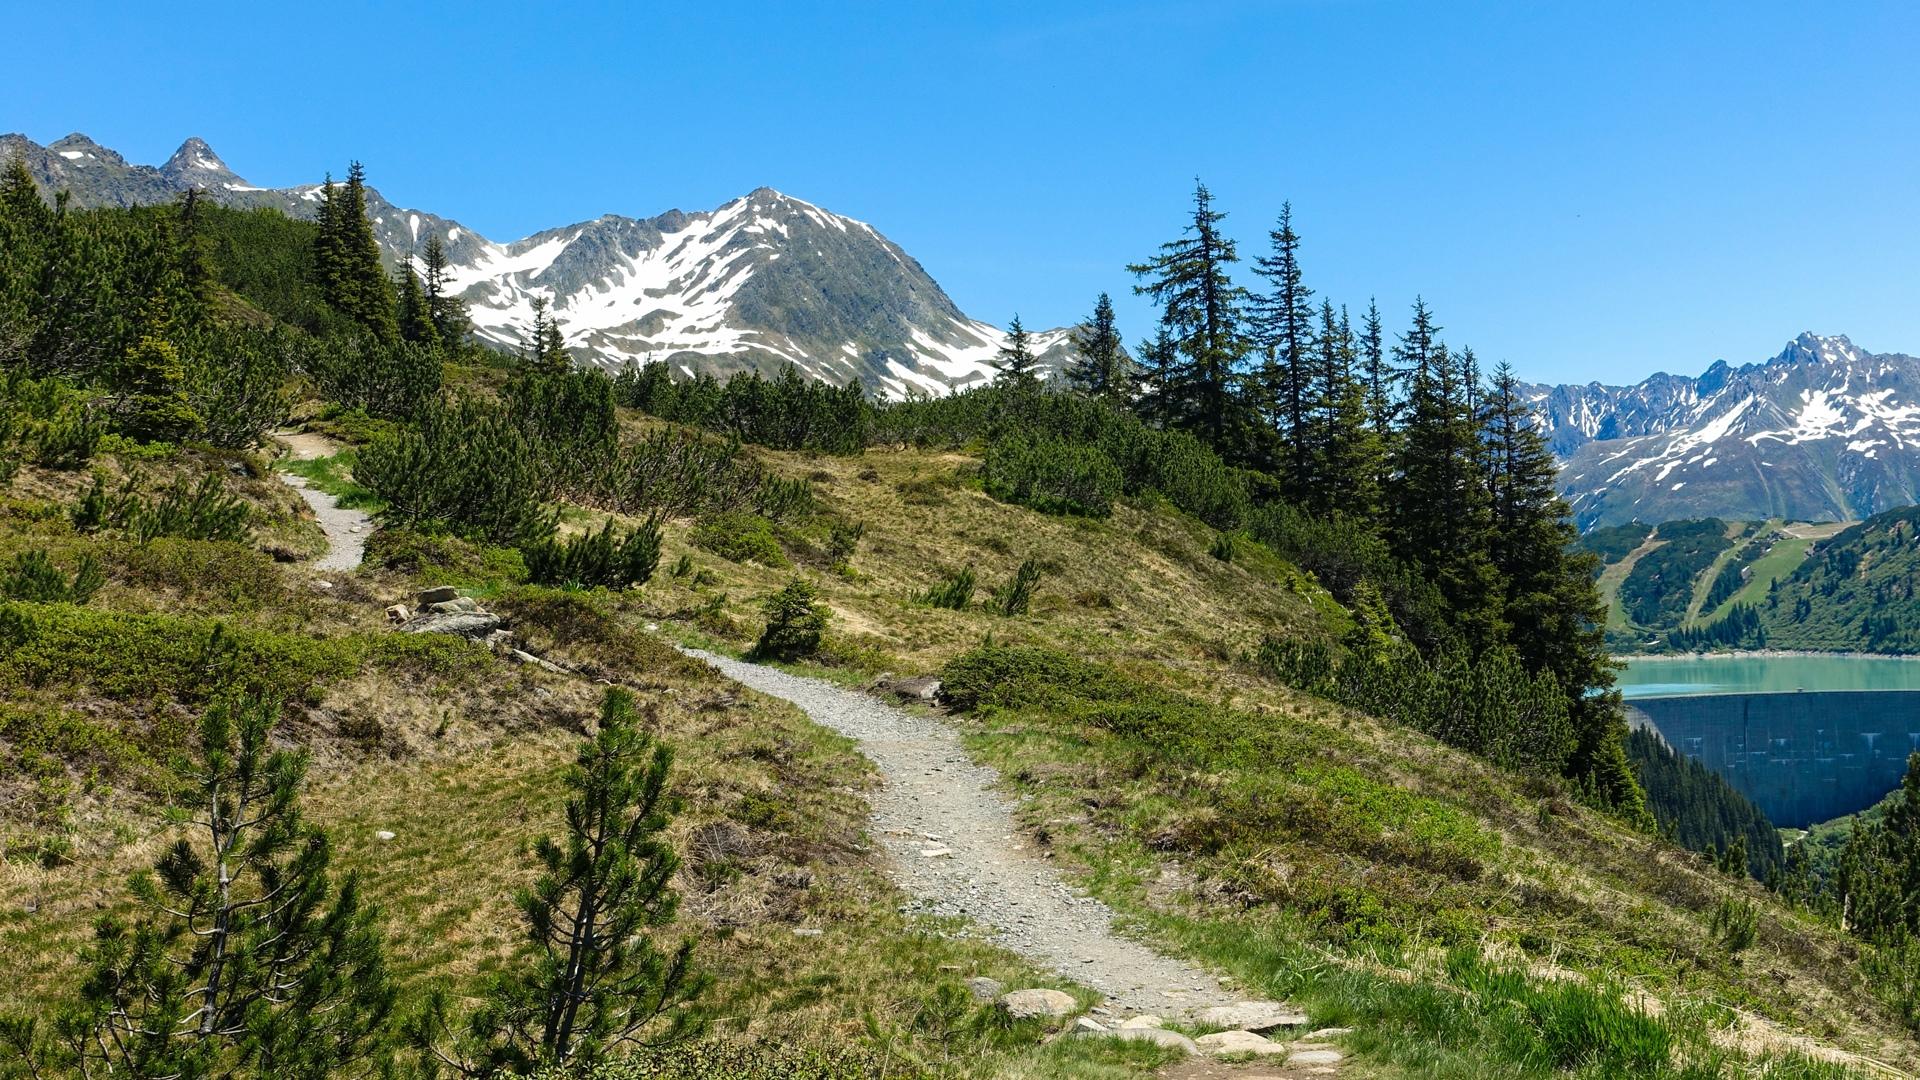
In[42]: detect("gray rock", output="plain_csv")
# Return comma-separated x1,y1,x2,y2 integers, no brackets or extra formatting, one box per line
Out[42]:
385,604,411,624
426,597,481,615
484,629,515,650
890,675,942,702
1195,1030,1285,1056
1194,1002,1308,1033
417,585,460,605
1306,1027,1353,1039
401,612,503,638
1072,1017,1106,1034
1118,1015,1164,1029
1289,1048,1344,1065
1104,1027,1198,1054
510,649,570,674
967,977,1004,1002
998,988,1077,1019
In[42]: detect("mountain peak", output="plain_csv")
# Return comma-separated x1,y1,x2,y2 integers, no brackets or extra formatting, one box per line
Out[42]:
1782,332,1862,366
47,132,127,167
161,137,251,190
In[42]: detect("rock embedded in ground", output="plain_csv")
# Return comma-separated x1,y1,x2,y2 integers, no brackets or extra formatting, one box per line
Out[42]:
1288,1047,1344,1065
998,988,1078,1019
401,612,503,638
1119,1015,1165,1029
1103,1027,1199,1054
1072,1017,1107,1034
417,585,460,606
1306,1027,1353,1039
1195,1030,1285,1056
889,675,943,702
1194,1002,1309,1033
967,977,1005,1002
385,604,411,624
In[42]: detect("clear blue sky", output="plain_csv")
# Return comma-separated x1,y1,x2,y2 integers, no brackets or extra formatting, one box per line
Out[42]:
9,0,1920,385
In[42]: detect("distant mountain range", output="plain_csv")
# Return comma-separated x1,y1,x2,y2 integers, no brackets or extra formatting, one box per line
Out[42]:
0,132,1082,396
1529,333,1920,527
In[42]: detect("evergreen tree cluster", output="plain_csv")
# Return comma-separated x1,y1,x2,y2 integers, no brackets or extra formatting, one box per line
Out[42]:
1625,727,1784,879
615,362,870,454
1667,604,1766,651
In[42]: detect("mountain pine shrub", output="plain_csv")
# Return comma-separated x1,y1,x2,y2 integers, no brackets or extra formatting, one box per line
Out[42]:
752,578,829,661
70,473,251,544
991,558,1041,616
522,517,662,590
691,511,788,567
920,566,976,610
358,398,555,545
982,432,1121,517
1,549,103,604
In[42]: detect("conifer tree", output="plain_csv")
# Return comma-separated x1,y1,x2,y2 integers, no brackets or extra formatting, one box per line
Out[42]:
313,163,398,341
395,259,440,350
525,295,570,372
1309,302,1380,517
993,313,1041,388
8,694,396,1078
1250,203,1316,489
421,233,470,346
1068,292,1127,400
1131,323,1183,429
1128,180,1252,455
1360,297,1394,438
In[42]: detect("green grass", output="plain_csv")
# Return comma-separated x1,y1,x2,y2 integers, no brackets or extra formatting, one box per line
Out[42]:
280,450,384,510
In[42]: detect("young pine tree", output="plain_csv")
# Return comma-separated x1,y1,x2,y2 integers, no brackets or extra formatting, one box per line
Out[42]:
410,689,705,1074
421,232,471,347
993,313,1041,388
525,295,570,373
3,694,397,1079
395,258,441,350
314,163,399,341
1067,292,1127,401
1309,302,1381,518
1249,203,1316,490
1128,180,1252,456
1130,323,1184,429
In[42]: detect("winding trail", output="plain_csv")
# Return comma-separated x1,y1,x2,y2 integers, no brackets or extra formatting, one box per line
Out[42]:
681,648,1247,1018
275,431,370,572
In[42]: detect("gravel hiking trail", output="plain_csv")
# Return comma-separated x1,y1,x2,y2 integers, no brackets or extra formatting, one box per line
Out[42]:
681,647,1251,1018
275,431,369,572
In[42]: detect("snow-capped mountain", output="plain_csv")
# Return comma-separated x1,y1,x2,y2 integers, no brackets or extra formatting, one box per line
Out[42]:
0,132,1085,395
1534,333,1920,528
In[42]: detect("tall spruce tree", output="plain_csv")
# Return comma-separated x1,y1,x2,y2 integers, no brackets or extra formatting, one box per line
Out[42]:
314,163,398,341
1250,203,1316,490
1128,180,1252,455
1309,302,1380,517
993,313,1041,388
395,259,440,350
421,233,470,346
1068,292,1127,400
526,295,570,373
1131,323,1184,429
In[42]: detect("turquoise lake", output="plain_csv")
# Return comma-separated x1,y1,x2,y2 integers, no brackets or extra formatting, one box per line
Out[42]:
1618,654,1920,699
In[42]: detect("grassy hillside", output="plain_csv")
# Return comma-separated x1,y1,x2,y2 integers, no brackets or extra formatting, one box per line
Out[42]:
1752,508,1920,653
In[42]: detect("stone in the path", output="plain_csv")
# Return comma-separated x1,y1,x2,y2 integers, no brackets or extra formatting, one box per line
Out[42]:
1106,1027,1198,1054
418,585,460,605
1195,1001,1309,1033
998,988,1077,1019
1289,1047,1344,1065
1118,1015,1164,1029
1307,1027,1353,1039
919,846,953,858
967,977,1004,1002
1195,1030,1286,1056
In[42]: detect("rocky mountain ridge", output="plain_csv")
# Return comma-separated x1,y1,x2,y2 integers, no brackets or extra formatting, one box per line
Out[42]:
0,131,1082,395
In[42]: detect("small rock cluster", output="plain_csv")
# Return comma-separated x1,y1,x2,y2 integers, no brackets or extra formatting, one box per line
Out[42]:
982,990,1343,1067
387,586,569,674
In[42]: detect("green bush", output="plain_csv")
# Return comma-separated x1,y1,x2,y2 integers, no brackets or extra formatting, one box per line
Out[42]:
1710,896,1759,955
991,558,1041,616
937,643,1108,711
521,517,662,590
752,578,828,661
71,472,251,544
825,519,864,569
1,549,103,604
691,511,788,567
357,397,555,545
920,566,976,610
982,432,1121,517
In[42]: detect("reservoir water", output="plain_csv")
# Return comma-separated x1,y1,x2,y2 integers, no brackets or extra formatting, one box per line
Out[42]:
1620,654,1920,827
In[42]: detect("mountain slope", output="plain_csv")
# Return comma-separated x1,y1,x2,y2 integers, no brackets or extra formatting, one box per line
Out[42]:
0,131,1083,395
1535,333,1920,527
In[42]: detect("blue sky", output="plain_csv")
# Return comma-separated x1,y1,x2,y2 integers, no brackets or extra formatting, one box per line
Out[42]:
8,0,1920,385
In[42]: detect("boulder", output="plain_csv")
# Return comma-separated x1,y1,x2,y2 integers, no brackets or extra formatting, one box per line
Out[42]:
401,612,503,639
1195,1030,1285,1056
1104,1027,1198,1054
967,977,1004,1002
1072,1017,1107,1034
890,675,942,702
1194,1002,1308,1033
385,604,411,625
998,988,1077,1020
425,597,481,615
1118,1015,1164,1029
417,585,460,606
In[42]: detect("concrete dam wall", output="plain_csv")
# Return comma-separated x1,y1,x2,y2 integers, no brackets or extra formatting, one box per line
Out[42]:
1627,691,1920,828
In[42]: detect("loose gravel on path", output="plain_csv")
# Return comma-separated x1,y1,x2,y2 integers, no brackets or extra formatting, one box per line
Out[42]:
275,431,370,572
681,647,1246,1018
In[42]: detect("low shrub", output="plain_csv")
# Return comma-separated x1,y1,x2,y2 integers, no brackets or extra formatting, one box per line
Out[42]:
524,1039,895,1080
920,566,976,610
71,473,251,545
1,549,103,604
364,527,527,582
991,558,1041,616
691,512,788,567
752,578,828,661
357,397,555,545
981,432,1121,517
522,517,662,590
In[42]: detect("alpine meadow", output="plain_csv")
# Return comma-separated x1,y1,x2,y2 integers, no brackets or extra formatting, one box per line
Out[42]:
8,5,1920,1079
